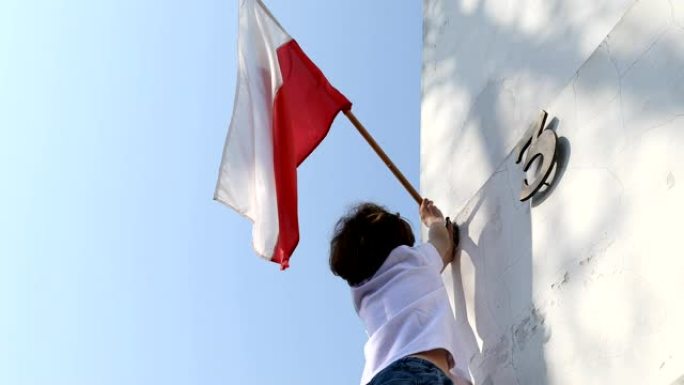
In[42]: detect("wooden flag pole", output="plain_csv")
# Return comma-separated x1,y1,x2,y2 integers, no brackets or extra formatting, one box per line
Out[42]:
343,109,423,205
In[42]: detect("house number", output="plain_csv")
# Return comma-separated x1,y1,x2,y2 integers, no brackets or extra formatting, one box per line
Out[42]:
514,110,558,201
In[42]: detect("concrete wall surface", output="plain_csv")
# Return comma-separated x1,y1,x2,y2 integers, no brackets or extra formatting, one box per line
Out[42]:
422,1,684,384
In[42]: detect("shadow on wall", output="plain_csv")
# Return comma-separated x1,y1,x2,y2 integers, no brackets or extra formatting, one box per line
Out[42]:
423,0,684,205
445,156,551,385
443,114,570,384
422,0,632,178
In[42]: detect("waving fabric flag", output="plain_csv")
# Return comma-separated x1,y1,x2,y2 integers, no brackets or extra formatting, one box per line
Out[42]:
215,0,351,269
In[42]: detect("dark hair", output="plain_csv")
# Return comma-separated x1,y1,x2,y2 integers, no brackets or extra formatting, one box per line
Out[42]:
329,202,415,286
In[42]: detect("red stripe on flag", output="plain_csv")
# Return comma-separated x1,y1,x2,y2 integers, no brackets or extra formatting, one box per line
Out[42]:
271,40,352,269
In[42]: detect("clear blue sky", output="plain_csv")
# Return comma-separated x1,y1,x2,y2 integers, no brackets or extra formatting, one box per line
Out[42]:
0,1,421,384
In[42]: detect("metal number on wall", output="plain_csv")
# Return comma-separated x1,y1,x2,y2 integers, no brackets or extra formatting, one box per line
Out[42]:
514,110,558,201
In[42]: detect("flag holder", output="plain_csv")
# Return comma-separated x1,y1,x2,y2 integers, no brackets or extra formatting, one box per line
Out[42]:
343,109,423,205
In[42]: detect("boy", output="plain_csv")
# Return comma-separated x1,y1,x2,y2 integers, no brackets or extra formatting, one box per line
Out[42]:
330,199,471,385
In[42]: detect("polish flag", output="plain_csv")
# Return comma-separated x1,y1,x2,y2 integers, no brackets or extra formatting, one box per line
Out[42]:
214,0,351,269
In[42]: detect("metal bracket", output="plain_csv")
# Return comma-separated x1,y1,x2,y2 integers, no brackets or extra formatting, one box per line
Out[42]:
514,110,559,202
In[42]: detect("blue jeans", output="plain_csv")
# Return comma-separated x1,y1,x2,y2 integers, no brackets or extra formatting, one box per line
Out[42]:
368,357,454,385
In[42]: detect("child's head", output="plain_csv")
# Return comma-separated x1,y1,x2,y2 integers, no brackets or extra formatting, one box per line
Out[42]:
329,202,415,286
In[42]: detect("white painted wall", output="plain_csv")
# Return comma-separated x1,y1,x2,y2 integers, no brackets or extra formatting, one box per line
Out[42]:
421,1,684,384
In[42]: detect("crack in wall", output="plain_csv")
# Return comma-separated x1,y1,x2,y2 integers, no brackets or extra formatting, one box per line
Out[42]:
604,37,627,131
617,26,669,78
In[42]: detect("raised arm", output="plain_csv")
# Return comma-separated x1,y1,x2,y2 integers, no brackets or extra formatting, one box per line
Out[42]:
419,198,456,270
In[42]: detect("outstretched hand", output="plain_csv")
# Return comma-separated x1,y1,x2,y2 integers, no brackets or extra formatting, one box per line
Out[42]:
420,198,458,268
420,199,445,227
